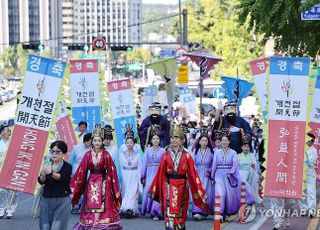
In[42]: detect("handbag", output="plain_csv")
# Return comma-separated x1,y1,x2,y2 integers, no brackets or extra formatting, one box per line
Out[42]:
32,185,44,219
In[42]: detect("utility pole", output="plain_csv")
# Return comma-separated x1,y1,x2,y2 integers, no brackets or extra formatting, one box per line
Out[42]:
182,9,188,46
179,0,183,46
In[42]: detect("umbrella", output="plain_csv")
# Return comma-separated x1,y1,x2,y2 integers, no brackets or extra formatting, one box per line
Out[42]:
183,51,222,122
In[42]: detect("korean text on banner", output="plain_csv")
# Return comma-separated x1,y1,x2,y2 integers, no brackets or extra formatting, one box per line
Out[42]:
56,115,78,161
141,86,158,119
309,76,320,179
265,57,310,199
250,58,269,114
0,55,66,194
70,59,100,132
108,79,137,148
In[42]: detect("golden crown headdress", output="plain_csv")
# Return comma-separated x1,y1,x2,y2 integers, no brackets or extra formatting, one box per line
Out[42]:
170,124,185,138
150,124,160,136
104,125,114,138
242,134,251,145
92,125,105,140
200,126,209,136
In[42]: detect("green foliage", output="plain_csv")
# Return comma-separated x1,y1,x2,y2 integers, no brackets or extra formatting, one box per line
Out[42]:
238,0,320,58
1,44,28,77
187,0,264,79
126,48,151,63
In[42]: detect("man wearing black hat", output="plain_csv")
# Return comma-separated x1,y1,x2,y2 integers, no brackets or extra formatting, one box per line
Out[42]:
214,102,252,153
139,102,170,151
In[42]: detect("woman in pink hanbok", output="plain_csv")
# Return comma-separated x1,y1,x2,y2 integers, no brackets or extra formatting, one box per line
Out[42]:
71,126,122,230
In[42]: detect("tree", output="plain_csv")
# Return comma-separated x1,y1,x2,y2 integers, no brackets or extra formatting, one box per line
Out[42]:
187,0,264,79
238,0,320,58
0,44,28,77
126,47,151,63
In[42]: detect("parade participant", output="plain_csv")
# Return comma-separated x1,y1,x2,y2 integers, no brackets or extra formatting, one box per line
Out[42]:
77,121,88,143
38,141,72,230
119,133,143,218
192,133,215,220
237,141,262,204
299,132,318,217
69,133,92,176
214,102,252,153
119,123,143,156
103,125,117,161
0,125,17,219
270,198,295,230
68,133,92,214
141,126,166,220
139,102,170,151
211,134,255,222
149,124,209,230
71,126,122,230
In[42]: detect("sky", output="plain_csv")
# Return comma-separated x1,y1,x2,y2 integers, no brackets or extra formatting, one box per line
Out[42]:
142,0,181,5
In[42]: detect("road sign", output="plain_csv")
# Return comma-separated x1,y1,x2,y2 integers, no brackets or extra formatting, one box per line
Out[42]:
92,37,106,50
301,3,320,20
178,65,188,84
213,87,225,99
175,47,188,63
159,49,175,58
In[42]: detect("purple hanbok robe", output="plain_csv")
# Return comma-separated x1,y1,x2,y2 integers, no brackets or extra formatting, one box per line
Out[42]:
211,148,255,216
141,146,166,217
192,148,214,216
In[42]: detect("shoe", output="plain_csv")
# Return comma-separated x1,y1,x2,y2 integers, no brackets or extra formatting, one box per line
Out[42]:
0,209,5,218
6,211,13,219
285,218,290,227
272,227,282,230
193,214,202,221
153,216,159,221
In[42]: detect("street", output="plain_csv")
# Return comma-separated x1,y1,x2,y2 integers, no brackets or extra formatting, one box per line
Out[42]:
1,190,320,230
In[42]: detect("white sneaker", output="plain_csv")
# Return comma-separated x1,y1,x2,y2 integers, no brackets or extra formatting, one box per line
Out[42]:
285,218,290,228
193,214,204,221
6,211,13,219
153,216,159,221
0,209,5,218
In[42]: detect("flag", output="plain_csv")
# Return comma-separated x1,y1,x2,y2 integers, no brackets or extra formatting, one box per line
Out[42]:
221,76,254,103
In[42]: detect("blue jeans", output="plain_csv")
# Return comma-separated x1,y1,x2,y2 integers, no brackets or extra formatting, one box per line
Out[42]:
39,196,70,230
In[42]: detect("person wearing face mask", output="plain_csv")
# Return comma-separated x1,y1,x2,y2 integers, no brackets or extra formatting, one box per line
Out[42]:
214,102,252,154
0,125,17,219
71,125,122,230
139,102,170,151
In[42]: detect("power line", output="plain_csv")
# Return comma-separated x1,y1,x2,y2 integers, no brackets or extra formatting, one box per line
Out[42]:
0,13,179,46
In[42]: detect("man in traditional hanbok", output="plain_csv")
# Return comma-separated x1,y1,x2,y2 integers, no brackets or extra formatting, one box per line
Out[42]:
139,102,170,151
214,102,252,153
149,124,209,230
71,126,122,230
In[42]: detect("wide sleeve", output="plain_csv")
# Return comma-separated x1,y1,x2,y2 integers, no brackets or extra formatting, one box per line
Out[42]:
211,150,218,180
137,152,144,194
186,153,209,212
228,151,238,175
141,148,148,180
106,152,122,212
70,152,89,206
148,153,166,204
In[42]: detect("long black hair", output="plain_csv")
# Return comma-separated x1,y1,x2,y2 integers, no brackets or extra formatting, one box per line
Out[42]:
194,135,214,155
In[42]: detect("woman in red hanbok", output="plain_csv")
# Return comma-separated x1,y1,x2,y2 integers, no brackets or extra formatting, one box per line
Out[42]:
149,124,209,230
71,126,122,230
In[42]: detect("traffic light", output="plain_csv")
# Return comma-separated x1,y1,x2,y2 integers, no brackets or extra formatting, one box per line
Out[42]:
22,43,44,50
110,46,133,52
67,44,88,51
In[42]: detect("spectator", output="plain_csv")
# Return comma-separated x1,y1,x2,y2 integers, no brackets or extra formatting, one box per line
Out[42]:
38,141,72,230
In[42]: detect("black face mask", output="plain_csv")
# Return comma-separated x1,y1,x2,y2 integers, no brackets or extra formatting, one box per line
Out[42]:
226,113,236,125
150,114,161,124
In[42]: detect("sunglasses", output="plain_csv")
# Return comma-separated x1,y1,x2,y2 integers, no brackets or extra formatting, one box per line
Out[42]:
50,150,62,155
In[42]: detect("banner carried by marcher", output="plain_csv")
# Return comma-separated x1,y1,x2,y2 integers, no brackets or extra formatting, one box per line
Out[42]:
250,58,269,120
0,55,66,194
179,88,197,116
265,56,310,198
70,59,100,132
56,100,78,161
141,86,158,120
108,79,137,148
